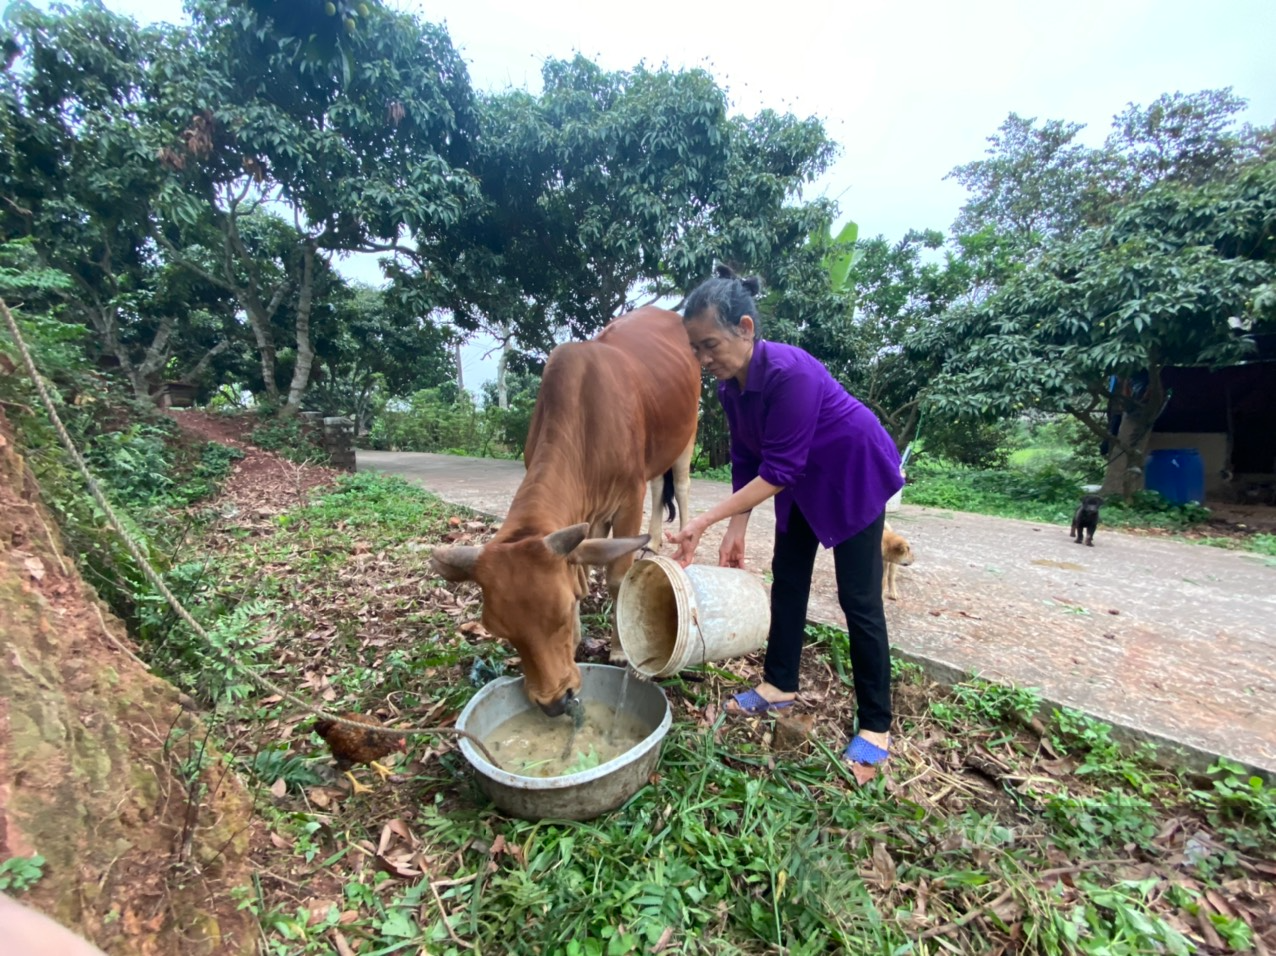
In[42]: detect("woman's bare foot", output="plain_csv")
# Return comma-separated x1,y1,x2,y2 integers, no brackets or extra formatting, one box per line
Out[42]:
856,729,890,752
725,681,797,714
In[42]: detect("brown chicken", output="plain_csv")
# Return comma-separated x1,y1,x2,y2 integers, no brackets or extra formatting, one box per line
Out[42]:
312,712,407,794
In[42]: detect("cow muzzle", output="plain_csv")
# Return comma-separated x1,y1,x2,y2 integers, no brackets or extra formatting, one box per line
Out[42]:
537,687,575,719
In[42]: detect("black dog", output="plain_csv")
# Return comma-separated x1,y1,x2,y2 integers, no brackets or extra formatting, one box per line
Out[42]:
1070,495,1103,546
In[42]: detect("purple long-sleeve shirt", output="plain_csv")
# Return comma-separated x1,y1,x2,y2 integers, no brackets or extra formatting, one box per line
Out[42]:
719,339,904,547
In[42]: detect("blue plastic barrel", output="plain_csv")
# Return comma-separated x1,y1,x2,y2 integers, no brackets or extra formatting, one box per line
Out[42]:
1144,448,1205,505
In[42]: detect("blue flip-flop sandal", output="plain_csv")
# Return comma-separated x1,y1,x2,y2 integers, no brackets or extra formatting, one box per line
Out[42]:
843,734,892,767
727,688,795,716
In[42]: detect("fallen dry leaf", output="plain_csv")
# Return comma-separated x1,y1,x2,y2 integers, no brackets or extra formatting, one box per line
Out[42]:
308,787,332,809
331,929,357,956
1204,889,1237,919
868,840,897,890
1198,908,1225,950
303,899,339,926
991,895,1025,923
377,823,395,856
652,926,676,953
375,851,422,879
386,818,414,842
270,777,287,799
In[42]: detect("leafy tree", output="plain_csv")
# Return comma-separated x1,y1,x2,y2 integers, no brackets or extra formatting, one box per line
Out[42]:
755,222,1002,456
931,89,1275,495
479,369,540,458
306,283,455,432
947,113,1104,253
922,160,1276,496
398,55,837,362
0,2,237,399
1103,88,1272,196
822,229,953,449
153,0,480,412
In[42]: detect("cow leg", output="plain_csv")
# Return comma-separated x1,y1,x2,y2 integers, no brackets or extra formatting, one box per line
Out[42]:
673,435,695,532
646,477,665,550
647,437,696,547
607,486,647,665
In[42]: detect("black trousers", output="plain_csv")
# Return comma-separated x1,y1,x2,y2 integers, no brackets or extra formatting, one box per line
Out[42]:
763,506,893,734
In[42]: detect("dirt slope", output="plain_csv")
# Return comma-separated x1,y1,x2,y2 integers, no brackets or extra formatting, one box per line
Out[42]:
0,409,256,955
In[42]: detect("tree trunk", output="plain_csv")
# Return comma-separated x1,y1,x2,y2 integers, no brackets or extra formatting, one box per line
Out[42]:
496,323,512,410
244,302,280,403
1099,367,1167,500
81,302,151,401
283,243,318,415
454,339,464,392
136,315,176,387
355,382,373,437
896,404,921,454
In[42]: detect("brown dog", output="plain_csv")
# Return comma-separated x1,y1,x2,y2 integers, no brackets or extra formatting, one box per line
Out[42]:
881,522,914,601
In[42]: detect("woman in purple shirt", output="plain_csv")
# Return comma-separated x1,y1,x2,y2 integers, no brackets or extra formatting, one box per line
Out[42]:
667,266,904,777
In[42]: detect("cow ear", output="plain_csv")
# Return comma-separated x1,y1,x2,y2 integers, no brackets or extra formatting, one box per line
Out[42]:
431,545,482,582
567,534,651,566
544,522,591,556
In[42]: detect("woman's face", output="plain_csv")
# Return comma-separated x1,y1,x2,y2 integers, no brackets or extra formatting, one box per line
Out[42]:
684,311,755,382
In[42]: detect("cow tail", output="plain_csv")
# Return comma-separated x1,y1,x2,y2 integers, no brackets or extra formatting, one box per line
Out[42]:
662,469,676,522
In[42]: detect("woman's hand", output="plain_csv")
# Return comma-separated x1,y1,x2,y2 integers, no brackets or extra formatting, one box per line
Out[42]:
665,516,708,568
719,518,748,568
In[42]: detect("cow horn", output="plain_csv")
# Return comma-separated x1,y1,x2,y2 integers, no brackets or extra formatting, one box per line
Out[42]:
567,534,651,566
543,522,591,556
430,544,482,582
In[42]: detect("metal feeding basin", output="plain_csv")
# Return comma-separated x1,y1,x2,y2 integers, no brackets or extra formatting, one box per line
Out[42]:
455,663,671,821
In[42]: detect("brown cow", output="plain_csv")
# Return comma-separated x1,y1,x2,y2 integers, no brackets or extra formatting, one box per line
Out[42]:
430,307,700,715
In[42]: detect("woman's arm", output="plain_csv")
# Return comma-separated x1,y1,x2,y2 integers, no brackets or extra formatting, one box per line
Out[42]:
666,476,781,567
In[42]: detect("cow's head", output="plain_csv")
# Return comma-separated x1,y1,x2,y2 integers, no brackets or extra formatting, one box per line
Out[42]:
430,523,649,716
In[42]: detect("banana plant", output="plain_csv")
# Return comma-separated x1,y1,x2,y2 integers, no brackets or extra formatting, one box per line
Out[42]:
821,218,862,295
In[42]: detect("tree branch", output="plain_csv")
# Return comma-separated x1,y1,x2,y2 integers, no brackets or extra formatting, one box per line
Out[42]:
181,339,230,383
156,235,237,294
138,315,176,379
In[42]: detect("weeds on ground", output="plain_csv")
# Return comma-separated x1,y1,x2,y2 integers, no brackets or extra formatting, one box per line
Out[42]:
0,855,46,895
4,352,241,622
249,413,331,465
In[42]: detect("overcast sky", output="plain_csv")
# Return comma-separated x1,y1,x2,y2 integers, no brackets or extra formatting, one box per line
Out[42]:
65,0,1276,389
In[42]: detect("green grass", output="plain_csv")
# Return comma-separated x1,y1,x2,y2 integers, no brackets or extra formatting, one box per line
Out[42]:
901,457,1239,538
1007,446,1070,469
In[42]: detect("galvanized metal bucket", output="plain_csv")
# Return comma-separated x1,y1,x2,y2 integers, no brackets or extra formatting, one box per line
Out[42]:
455,663,671,821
